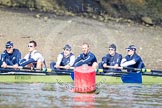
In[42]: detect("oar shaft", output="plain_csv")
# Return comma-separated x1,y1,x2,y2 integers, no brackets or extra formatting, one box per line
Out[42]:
7,65,41,70
96,69,126,73
0,68,73,75
6,66,51,72
104,66,142,71
150,69,162,73
105,66,123,70
109,66,162,73
122,67,141,71
97,66,162,74
7,66,24,69
56,66,74,70
123,67,162,73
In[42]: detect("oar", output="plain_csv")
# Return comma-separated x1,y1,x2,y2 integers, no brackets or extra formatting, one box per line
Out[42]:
0,68,73,75
5,66,74,76
96,68,126,73
0,68,47,75
56,66,74,70
55,66,75,80
51,66,75,79
14,66,75,72
106,66,162,83
6,65,40,70
6,66,53,72
98,66,139,83
122,67,162,73
99,66,142,83
101,66,162,73
104,66,123,70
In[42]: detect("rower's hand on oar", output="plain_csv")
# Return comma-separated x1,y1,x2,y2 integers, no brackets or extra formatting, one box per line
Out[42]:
118,66,123,70
103,64,108,68
12,64,19,69
64,65,71,69
1,62,7,68
113,64,120,69
2,64,19,69
104,64,123,70
54,64,60,69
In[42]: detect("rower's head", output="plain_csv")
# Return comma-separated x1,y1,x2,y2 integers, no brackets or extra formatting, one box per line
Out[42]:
5,41,14,54
82,43,89,54
126,45,136,55
28,40,37,52
108,44,116,55
63,44,72,56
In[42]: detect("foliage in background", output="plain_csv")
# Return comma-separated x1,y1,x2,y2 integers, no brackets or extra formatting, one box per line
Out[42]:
0,0,161,25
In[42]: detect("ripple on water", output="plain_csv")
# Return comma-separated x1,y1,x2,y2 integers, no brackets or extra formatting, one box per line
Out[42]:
0,83,162,108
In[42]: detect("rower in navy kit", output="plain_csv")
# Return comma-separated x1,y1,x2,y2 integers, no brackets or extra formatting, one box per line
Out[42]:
98,44,122,72
120,45,145,72
74,43,98,69
50,44,75,70
0,41,21,69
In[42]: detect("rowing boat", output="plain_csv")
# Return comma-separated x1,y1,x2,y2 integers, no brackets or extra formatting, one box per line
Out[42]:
0,69,162,84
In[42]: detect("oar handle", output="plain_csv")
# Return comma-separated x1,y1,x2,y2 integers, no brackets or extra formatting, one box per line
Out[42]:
25,67,52,72
122,67,151,72
6,65,23,69
96,69,125,73
119,67,162,73
106,66,148,72
105,66,123,70
6,66,52,72
97,65,123,73
0,67,73,74
56,66,74,70
6,65,74,73
7,65,37,70
97,66,149,73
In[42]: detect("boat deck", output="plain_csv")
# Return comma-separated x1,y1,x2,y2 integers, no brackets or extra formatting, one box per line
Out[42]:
0,73,161,84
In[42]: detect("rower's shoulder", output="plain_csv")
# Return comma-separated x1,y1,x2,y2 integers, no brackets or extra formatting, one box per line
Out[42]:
13,48,21,53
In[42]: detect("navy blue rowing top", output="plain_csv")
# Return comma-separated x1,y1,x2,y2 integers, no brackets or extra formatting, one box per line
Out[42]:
124,53,145,69
1,49,21,65
74,51,97,67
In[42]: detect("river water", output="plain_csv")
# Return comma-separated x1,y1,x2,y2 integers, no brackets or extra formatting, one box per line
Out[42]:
0,83,162,108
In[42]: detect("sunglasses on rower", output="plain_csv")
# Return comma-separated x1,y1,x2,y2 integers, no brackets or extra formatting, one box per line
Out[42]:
65,49,71,51
28,45,34,48
127,49,133,52
109,48,114,51
6,47,12,49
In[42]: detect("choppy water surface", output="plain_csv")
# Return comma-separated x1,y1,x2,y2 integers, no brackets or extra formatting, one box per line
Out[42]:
0,83,162,108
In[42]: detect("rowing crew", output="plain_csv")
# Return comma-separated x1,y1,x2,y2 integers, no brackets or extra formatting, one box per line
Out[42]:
0,40,145,72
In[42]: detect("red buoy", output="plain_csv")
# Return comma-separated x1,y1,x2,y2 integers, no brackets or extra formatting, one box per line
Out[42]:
74,64,96,93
